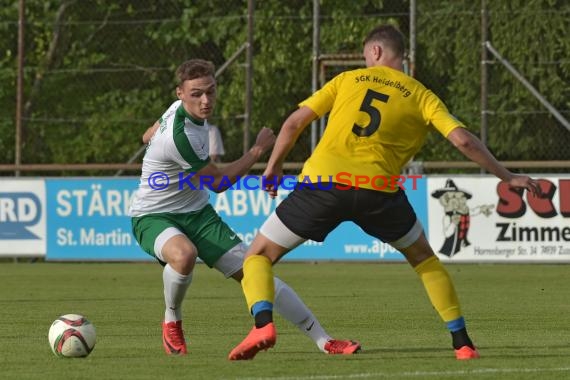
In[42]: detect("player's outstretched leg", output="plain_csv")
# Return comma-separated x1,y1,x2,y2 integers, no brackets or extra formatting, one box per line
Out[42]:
413,256,480,360
273,277,361,354
400,233,479,360
229,255,276,360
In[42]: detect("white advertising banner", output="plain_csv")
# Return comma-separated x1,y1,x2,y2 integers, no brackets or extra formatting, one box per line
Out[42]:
0,179,47,256
428,175,570,262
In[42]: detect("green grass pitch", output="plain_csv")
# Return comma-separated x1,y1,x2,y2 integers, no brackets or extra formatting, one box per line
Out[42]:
1,262,568,380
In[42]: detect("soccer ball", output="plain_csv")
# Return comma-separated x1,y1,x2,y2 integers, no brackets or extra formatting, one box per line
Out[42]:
48,314,96,358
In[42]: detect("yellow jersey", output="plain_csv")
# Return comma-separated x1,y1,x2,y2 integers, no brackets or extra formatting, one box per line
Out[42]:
299,65,464,191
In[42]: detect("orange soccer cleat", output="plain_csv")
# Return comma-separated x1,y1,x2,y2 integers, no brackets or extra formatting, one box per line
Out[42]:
324,339,362,355
162,320,187,355
455,345,480,360
228,323,277,360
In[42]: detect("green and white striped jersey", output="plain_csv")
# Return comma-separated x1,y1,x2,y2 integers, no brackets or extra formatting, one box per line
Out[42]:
129,100,212,216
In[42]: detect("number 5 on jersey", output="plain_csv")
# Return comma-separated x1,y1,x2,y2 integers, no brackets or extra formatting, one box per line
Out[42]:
352,89,389,137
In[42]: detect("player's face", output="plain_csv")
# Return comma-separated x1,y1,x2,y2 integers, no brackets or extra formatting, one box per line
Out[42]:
177,76,217,121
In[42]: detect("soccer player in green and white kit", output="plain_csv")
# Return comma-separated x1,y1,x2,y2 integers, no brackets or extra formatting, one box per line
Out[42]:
129,59,360,356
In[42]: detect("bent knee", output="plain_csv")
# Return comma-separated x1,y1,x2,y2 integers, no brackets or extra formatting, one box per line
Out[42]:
162,240,198,271
171,246,197,264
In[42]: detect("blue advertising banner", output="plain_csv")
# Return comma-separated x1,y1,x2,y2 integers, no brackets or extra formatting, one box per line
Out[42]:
46,178,150,261
212,175,427,261
36,175,568,263
45,176,427,261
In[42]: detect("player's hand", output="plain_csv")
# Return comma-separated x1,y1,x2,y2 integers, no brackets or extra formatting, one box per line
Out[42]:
507,175,542,197
253,127,276,155
262,167,283,199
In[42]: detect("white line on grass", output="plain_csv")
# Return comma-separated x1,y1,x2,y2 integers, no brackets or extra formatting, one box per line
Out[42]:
236,367,570,380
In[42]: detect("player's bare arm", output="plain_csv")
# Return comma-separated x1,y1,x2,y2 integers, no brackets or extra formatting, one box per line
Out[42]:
267,106,316,172
263,106,317,197
195,127,276,193
447,127,541,196
142,121,160,144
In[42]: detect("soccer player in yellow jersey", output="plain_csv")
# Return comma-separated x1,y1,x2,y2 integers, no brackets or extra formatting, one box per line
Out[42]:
229,25,542,360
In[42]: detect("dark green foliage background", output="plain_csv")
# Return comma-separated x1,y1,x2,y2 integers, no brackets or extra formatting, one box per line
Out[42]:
0,1,568,171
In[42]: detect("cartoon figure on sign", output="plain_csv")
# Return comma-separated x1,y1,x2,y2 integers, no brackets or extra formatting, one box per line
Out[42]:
431,179,493,257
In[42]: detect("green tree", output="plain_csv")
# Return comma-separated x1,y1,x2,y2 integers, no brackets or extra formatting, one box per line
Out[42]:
0,1,21,165
1,0,568,175
415,0,570,165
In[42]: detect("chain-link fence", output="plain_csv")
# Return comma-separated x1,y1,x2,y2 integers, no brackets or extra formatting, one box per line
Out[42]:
1,0,568,176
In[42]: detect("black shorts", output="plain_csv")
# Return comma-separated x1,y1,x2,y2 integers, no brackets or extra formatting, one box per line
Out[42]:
276,183,417,243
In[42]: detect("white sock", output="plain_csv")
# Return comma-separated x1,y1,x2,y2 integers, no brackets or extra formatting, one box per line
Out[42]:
273,277,331,352
163,264,193,322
